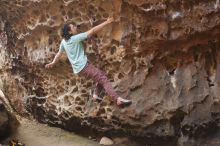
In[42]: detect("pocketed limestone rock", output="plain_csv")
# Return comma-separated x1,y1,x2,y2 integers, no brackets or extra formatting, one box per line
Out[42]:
0,0,220,146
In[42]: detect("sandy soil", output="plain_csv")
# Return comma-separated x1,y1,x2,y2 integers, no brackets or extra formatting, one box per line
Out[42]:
3,118,99,146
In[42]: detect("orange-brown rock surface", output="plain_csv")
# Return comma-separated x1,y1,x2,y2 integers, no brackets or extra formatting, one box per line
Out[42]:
0,0,220,146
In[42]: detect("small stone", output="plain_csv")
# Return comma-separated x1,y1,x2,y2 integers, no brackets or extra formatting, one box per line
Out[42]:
99,137,114,145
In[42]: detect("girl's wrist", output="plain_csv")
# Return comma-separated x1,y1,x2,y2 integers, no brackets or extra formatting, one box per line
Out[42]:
105,20,110,24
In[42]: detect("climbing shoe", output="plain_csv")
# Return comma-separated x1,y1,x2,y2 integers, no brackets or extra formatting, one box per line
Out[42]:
117,97,132,107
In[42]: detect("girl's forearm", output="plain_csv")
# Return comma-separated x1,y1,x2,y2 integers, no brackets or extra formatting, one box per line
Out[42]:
52,52,62,64
91,21,109,33
86,17,113,37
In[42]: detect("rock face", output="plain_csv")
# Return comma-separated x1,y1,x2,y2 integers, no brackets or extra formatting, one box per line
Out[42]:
0,0,220,146
0,90,19,140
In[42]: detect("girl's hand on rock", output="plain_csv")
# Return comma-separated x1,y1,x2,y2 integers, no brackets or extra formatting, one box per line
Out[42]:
45,62,55,69
106,17,114,24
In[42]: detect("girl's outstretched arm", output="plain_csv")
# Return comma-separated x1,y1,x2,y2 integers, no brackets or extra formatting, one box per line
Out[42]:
86,17,114,37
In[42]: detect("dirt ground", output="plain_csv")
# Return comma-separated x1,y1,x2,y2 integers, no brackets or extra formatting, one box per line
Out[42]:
2,118,99,146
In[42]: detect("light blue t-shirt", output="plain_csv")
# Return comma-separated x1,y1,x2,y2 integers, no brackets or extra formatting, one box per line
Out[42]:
59,32,88,74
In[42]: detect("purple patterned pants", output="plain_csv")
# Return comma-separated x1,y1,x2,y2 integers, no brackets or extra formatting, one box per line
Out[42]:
79,63,118,101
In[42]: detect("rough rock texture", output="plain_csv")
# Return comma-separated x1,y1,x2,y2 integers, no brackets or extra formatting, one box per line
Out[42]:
0,90,19,140
0,0,220,146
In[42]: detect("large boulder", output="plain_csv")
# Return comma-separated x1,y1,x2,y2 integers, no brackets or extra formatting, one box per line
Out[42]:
0,90,19,140
0,0,220,146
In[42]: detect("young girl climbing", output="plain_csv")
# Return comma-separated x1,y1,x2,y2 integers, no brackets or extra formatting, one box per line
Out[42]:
45,17,132,107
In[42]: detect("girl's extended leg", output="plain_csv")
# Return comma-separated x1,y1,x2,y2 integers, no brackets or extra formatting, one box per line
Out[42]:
79,63,132,107
79,63,118,101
